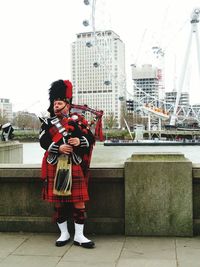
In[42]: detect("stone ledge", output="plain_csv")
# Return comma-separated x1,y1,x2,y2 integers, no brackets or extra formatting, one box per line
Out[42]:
0,216,124,234
129,152,189,161
0,166,124,179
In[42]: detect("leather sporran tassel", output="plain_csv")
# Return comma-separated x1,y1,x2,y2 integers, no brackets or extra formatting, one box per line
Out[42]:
53,155,72,196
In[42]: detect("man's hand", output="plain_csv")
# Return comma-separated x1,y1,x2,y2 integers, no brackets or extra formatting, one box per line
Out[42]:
68,137,80,146
59,144,73,154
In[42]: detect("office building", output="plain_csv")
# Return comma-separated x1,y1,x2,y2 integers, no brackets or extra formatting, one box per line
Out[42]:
0,98,13,122
131,64,163,111
71,30,126,127
165,91,190,109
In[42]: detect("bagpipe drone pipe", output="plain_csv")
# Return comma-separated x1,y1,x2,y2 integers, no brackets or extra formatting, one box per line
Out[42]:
71,104,104,141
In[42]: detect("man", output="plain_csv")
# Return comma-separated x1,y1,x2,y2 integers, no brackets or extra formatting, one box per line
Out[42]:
39,79,95,248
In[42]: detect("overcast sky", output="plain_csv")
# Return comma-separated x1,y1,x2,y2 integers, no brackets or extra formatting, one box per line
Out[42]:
0,0,200,115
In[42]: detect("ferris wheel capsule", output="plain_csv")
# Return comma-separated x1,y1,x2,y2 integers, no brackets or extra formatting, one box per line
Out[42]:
83,0,90,5
119,96,125,101
194,8,200,15
86,41,92,48
83,20,89,27
93,62,100,68
104,80,111,86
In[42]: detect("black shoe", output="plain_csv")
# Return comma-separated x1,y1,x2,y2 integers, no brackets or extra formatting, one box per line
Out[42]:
73,240,95,249
55,238,70,247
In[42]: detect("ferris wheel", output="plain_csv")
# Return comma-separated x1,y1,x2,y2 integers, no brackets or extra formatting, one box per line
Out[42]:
81,2,200,127
82,0,126,90
170,8,200,126
128,7,200,127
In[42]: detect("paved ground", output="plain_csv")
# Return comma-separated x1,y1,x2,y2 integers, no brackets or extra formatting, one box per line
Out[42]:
0,232,200,267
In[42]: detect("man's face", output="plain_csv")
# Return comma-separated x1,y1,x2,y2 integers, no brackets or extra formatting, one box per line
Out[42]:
53,100,70,117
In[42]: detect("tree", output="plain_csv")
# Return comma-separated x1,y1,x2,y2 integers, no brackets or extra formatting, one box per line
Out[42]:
13,112,40,131
104,113,117,129
0,113,9,126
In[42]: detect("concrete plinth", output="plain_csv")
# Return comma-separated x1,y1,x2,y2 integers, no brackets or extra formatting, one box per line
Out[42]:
125,152,193,236
0,141,23,163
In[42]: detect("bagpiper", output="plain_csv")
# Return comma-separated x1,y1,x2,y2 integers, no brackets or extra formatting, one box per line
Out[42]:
39,79,103,248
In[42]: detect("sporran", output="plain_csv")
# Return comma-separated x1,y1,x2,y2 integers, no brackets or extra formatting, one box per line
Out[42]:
53,154,72,196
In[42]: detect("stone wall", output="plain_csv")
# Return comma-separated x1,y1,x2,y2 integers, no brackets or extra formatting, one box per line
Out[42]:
0,164,124,234
0,141,23,163
0,153,200,236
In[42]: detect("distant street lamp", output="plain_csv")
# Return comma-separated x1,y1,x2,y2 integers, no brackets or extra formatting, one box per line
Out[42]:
105,126,108,140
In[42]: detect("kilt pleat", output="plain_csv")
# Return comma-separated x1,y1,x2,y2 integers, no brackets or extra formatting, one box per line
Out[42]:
42,158,89,203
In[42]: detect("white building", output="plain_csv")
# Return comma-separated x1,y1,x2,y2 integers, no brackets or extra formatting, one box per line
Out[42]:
131,64,163,111
165,91,190,108
0,98,13,122
71,30,126,128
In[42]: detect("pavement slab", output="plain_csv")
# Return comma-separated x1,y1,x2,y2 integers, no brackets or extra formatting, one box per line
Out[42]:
61,235,124,265
0,233,200,267
117,237,177,267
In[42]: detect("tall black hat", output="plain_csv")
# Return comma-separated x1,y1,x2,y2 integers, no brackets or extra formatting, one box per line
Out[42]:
47,79,73,116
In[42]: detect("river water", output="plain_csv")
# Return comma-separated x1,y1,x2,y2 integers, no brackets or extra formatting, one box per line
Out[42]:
23,142,200,165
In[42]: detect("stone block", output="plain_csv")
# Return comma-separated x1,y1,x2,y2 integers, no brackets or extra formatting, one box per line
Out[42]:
0,141,23,163
125,152,193,236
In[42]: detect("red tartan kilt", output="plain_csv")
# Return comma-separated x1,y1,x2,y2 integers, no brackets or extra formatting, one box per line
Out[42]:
42,156,89,203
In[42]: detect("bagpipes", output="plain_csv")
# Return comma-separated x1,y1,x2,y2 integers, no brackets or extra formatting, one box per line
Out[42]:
53,104,104,196
71,104,104,141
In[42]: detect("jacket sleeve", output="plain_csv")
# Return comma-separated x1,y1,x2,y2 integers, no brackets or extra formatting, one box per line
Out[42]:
39,120,52,151
39,118,64,165
39,118,64,152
